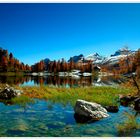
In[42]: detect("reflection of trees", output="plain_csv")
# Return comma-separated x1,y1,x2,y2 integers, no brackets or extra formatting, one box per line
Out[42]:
0,76,31,85
0,75,125,87
48,76,91,87
0,76,93,87
101,75,125,84
31,76,92,87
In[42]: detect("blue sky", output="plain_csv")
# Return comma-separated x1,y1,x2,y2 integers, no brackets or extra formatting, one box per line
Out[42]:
0,3,140,65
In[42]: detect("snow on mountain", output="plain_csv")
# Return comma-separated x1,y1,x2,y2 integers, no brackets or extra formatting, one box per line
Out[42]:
96,47,134,65
85,53,107,64
101,54,128,65
85,53,104,61
44,47,135,67
84,47,134,66
111,47,131,57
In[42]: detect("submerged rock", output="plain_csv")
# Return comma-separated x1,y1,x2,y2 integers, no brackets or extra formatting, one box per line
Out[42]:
83,128,97,135
105,106,119,113
0,84,22,100
134,98,140,111
74,99,109,122
74,113,97,123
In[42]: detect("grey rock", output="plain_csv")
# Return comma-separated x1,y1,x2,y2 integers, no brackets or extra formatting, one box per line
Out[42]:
0,86,22,100
74,99,109,121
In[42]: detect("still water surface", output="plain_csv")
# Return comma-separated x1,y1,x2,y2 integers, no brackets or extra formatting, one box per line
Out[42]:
0,75,125,87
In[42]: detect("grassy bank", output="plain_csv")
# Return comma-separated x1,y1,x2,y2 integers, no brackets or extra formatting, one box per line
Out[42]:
14,86,134,106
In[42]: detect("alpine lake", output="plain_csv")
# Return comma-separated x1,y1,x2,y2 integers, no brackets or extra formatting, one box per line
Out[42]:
0,75,140,137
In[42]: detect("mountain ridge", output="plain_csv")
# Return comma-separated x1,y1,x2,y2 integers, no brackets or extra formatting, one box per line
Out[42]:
43,47,135,66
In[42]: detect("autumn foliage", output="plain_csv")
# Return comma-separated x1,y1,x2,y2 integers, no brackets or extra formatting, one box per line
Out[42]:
118,50,140,77
31,58,93,73
101,49,140,79
0,48,31,72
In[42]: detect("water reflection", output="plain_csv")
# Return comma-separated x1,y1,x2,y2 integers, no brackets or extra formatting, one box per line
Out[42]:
0,76,92,87
93,75,126,86
0,76,31,85
0,75,125,87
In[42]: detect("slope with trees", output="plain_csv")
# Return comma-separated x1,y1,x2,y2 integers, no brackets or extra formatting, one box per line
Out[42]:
0,47,31,73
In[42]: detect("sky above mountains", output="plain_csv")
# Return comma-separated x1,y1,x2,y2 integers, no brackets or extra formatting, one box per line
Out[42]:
0,3,140,65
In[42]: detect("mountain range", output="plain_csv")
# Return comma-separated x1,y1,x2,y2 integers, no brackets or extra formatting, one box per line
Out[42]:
44,47,136,66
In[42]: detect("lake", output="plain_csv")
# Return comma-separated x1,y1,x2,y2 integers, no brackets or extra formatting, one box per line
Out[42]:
1,75,137,137
0,75,126,87
0,97,140,137
0,98,140,137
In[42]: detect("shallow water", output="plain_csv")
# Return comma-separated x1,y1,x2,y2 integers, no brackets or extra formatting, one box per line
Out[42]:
0,99,140,137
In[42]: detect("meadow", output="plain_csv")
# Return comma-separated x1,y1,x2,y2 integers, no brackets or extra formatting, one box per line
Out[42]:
13,85,135,107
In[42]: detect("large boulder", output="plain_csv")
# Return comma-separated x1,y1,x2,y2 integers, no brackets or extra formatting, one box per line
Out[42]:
0,85,22,100
74,99,109,122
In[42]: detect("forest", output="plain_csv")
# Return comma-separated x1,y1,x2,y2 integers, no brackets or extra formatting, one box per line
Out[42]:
0,47,31,72
31,59,93,73
0,47,140,77
101,49,140,78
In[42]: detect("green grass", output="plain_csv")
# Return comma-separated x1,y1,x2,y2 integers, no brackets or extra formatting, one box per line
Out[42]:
117,112,140,136
11,95,35,108
14,86,134,106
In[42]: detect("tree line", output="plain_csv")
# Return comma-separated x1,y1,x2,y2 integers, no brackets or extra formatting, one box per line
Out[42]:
0,47,93,73
0,48,31,72
1,47,140,76
101,49,140,78
31,58,93,73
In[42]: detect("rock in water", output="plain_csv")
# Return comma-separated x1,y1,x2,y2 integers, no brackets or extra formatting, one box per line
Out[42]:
120,95,133,106
134,98,140,111
74,99,109,121
0,85,22,100
105,105,119,113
